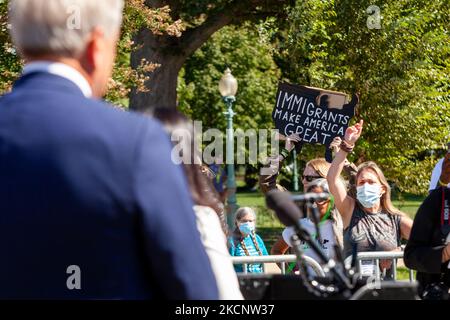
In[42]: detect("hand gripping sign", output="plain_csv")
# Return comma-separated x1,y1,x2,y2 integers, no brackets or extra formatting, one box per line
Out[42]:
272,83,358,162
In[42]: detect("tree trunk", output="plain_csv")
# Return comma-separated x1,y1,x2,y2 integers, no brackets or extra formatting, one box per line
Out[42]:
129,4,236,113
130,29,186,112
129,0,284,112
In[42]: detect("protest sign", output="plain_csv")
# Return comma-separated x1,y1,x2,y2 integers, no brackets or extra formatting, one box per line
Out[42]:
272,83,358,162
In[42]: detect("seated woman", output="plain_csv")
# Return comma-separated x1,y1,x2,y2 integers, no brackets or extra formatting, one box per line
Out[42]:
327,120,413,276
228,207,268,273
274,178,344,275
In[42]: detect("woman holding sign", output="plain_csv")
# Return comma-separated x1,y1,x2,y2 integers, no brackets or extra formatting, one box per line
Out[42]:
261,135,353,273
327,120,413,276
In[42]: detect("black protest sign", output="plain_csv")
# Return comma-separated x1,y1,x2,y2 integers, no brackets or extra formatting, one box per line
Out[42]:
272,83,358,162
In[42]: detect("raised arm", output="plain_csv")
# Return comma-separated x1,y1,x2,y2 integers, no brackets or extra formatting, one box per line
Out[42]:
260,134,301,194
327,120,363,228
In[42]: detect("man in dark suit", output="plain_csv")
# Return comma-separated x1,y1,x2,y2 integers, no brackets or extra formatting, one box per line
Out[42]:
0,0,218,299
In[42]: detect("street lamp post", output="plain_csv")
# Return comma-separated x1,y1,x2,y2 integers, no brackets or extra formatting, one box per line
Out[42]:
219,68,239,231
292,148,299,192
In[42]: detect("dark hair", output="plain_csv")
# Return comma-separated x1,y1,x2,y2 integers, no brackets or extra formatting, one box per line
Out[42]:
153,107,228,235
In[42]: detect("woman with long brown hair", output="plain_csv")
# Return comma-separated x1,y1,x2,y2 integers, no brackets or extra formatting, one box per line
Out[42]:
153,107,242,299
327,120,413,273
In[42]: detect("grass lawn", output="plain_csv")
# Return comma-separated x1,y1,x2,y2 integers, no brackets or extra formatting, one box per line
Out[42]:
391,194,425,218
397,267,416,281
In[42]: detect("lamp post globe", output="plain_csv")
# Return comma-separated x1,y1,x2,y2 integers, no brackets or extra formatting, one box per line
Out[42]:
219,68,238,98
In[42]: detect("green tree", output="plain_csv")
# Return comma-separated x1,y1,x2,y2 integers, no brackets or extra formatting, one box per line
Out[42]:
130,0,293,112
178,24,281,132
0,0,185,107
0,0,21,93
277,0,449,194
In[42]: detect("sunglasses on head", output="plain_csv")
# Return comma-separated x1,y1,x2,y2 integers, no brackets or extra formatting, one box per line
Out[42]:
302,175,322,182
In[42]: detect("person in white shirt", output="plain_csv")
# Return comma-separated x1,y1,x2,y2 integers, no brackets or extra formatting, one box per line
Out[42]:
429,143,450,192
278,178,343,275
430,158,444,192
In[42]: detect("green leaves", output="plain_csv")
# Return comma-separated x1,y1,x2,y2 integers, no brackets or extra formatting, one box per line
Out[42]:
178,23,281,132
1,0,448,195
278,0,449,194
0,0,21,93
176,0,449,194
0,0,183,102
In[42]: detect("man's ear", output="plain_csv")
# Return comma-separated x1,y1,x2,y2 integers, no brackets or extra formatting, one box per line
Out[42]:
82,27,105,74
82,39,96,75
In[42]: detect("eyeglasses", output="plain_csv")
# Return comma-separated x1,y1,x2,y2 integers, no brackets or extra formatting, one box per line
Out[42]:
302,175,322,182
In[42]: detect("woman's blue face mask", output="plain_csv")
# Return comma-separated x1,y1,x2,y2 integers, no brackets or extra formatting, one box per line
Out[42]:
239,222,255,235
356,183,382,208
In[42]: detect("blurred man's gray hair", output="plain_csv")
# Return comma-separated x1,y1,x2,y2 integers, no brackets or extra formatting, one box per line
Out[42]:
9,0,124,58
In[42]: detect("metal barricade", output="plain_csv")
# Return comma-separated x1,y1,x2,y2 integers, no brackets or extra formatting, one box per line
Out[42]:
344,251,415,282
231,254,325,277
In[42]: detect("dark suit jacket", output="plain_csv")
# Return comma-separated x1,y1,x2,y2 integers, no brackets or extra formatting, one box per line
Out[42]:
0,72,218,299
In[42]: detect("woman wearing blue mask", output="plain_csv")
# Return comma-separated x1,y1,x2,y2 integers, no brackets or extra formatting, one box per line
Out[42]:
228,207,268,273
327,120,413,275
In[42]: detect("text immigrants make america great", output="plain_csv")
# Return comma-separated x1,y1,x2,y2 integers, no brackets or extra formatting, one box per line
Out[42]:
272,83,358,148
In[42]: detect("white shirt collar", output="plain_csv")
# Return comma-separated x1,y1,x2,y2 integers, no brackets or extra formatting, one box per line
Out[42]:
23,61,93,98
